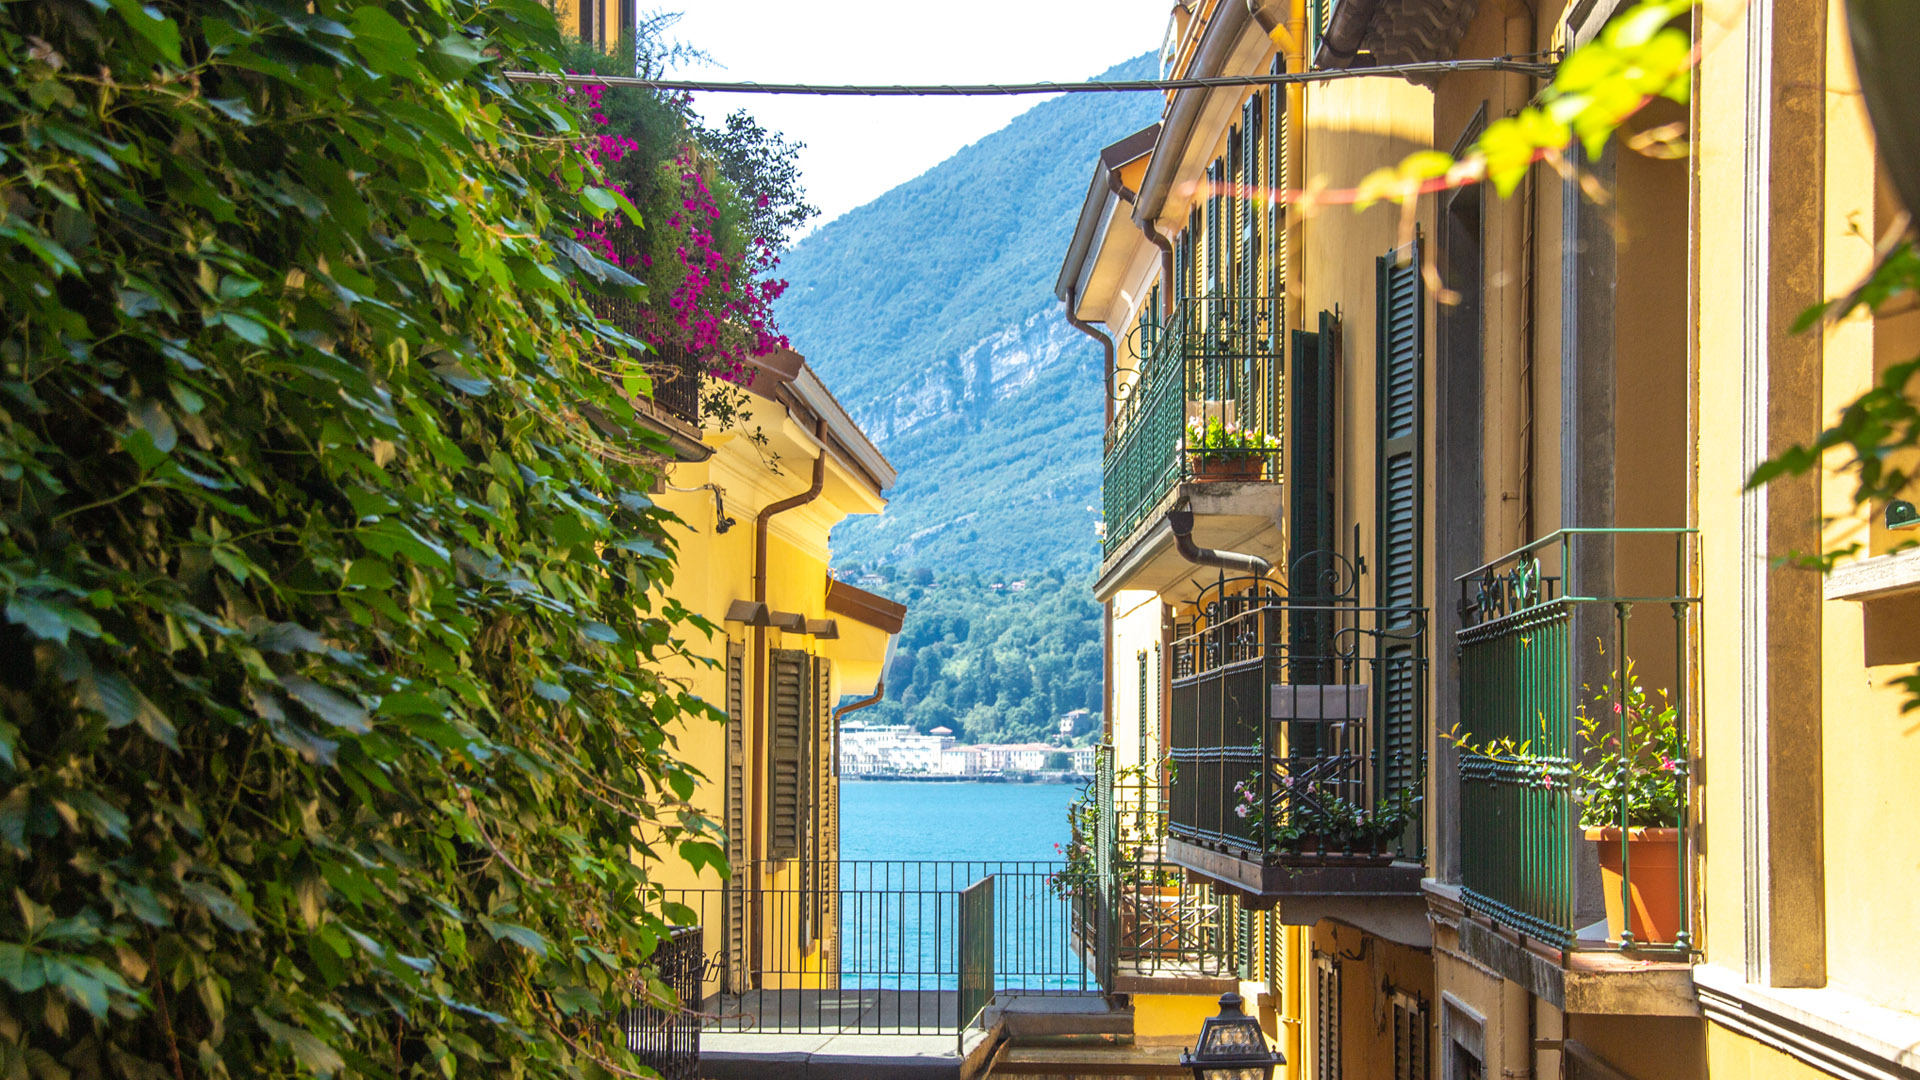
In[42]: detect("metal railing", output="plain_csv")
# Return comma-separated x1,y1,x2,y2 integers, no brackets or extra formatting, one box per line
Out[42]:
1454,528,1697,952
583,232,704,428
1085,769,1251,980
624,926,702,1080
664,860,1097,1035
957,876,994,1041
1167,565,1428,865
1103,294,1284,555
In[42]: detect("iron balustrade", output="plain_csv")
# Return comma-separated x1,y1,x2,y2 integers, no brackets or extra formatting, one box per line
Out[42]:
1166,567,1428,864
624,925,702,1080
1453,528,1698,952
1078,763,1253,980
1103,294,1284,555
582,232,704,428
662,860,1097,1035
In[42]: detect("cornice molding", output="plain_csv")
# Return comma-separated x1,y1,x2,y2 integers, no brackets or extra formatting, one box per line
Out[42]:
1694,965,1920,1080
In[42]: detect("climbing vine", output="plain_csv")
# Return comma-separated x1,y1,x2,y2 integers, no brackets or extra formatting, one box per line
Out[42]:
0,0,725,1076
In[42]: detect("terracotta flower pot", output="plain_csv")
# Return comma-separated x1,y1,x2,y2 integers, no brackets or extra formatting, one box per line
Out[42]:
1188,452,1266,482
1585,827,1682,946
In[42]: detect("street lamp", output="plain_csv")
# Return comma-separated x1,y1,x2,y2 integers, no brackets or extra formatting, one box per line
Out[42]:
1179,992,1286,1080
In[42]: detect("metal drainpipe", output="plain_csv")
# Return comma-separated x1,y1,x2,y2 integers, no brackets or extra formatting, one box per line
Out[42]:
1167,508,1274,577
1065,285,1118,429
749,420,826,976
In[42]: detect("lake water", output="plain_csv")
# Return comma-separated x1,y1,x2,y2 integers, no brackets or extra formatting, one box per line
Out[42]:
839,780,1079,863
835,780,1091,993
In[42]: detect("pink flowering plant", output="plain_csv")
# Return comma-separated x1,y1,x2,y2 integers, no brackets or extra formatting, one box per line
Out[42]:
1231,769,1418,854
558,34,813,451
1445,657,1682,830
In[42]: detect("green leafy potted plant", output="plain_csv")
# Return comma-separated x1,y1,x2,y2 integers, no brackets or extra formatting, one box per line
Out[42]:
1446,659,1683,944
1186,417,1279,482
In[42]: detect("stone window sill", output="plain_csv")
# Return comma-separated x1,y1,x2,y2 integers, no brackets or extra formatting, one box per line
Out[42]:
1823,547,1920,603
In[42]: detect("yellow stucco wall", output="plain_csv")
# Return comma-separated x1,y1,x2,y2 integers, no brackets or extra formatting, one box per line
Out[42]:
1705,1020,1836,1080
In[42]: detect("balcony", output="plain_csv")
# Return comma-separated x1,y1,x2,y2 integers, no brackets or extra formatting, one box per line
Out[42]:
583,233,706,449
1161,572,1429,943
1446,528,1699,1014
1101,295,1283,578
1070,756,1256,995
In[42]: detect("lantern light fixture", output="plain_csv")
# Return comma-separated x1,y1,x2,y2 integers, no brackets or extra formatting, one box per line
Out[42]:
1179,992,1285,1080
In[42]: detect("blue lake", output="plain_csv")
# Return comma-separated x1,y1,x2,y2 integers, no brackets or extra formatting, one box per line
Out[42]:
839,780,1079,864
833,781,1091,992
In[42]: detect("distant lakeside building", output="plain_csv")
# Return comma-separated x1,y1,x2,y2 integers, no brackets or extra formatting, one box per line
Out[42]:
838,720,1093,779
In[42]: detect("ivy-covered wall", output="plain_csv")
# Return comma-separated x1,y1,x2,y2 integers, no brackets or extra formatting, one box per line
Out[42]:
0,1,725,1075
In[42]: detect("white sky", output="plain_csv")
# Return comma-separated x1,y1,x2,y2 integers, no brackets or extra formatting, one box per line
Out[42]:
665,1,1172,232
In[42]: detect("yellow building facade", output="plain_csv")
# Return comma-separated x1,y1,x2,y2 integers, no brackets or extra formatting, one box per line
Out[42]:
1067,0,1920,1077
646,348,903,1003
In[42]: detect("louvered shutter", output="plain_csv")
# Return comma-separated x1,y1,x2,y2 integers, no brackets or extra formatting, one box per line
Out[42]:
1315,954,1342,1080
1391,992,1430,1080
1376,241,1424,804
1205,159,1222,298
801,657,833,947
723,641,747,991
816,659,838,965
1288,312,1337,695
1187,207,1203,300
1240,101,1259,301
768,648,808,860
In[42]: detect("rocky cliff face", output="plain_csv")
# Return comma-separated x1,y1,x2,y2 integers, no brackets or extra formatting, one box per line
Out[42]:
855,307,1089,447
770,51,1158,578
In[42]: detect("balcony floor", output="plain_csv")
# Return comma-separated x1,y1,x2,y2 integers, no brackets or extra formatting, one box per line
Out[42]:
1165,836,1431,946
1095,481,1283,603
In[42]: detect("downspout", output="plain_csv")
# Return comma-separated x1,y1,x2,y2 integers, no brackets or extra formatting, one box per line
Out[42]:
830,680,884,778
1311,0,1381,69
750,420,826,974
1065,285,1118,429
1167,508,1273,576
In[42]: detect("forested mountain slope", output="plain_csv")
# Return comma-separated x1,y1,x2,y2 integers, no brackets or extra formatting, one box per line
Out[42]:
775,54,1157,743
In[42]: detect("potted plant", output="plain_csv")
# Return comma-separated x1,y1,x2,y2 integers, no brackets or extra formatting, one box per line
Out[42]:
1445,659,1683,945
1186,417,1278,482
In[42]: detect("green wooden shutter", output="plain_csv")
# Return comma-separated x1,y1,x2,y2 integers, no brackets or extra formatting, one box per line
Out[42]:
1240,101,1259,301
769,648,808,861
723,641,746,991
1288,312,1337,690
1375,240,1424,802
1205,158,1222,297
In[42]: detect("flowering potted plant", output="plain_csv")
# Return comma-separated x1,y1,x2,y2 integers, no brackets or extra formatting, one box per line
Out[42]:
1186,417,1279,482
1445,659,1683,944
1231,777,1417,864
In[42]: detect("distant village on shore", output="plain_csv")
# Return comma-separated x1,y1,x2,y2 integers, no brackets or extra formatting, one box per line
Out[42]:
838,710,1095,781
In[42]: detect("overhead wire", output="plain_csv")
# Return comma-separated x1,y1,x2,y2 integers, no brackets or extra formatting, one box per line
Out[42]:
500,56,1560,96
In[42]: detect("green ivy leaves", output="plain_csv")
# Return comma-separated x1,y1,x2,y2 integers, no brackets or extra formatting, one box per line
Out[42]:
0,0,721,1075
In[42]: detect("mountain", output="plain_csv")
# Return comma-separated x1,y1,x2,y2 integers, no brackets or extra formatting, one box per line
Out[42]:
774,53,1160,742
777,52,1159,577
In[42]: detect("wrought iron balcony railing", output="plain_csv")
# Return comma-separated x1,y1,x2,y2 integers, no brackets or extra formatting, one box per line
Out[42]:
1102,294,1284,556
1454,528,1698,953
1070,756,1255,984
1165,563,1427,869
583,232,704,429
